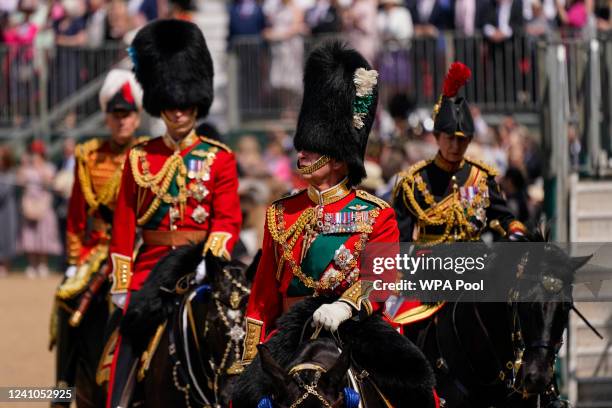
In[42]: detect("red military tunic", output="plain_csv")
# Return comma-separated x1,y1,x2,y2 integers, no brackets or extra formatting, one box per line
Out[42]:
242,179,398,361
108,131,241,294
57,138,142,300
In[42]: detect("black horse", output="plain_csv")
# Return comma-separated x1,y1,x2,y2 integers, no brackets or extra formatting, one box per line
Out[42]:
118,242,257,407
232,297,437,407
404,229,591,408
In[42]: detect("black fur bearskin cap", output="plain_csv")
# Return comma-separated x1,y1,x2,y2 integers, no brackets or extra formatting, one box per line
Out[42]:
293,41,378,187
129,19,213,118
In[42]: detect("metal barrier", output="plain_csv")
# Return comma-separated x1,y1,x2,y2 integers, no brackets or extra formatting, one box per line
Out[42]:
0,44,126,134
0,45,39,128
228,32,555,125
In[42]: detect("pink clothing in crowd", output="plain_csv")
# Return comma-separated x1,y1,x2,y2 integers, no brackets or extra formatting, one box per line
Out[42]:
3,22,38,60
567,2,588,28
3,22,38,45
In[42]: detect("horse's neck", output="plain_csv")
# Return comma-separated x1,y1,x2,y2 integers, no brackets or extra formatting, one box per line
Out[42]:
467,302,516,361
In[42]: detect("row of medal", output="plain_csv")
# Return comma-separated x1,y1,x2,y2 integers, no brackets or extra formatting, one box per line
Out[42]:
317,211,372,234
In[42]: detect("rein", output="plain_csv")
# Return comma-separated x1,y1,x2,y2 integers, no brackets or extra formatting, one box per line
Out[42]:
167,285,215,408
165,264,251,408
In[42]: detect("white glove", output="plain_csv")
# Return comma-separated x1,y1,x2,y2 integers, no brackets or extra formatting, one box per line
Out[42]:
195,258,207,284
64,265,77,279
111,293,127,309
312,301,353,332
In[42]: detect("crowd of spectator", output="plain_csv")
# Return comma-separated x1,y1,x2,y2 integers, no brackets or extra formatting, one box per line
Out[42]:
0,0,610,123
228,0,612,54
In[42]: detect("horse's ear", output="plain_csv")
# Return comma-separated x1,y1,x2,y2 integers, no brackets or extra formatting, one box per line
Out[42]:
323,346,351,387
258,344,291,386
246,250,262,283
204,250,227,282
571,255,592,271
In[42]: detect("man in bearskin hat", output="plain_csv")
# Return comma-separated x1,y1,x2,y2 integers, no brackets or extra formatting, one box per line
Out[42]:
235,41,438,408
50,68,144,407
104,19,241,408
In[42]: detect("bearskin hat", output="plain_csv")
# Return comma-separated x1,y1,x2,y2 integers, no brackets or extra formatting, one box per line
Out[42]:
433,62,475,137
294,41,378,186
129,19,213,118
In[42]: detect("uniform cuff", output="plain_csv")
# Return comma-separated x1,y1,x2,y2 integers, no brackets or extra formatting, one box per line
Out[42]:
203,231,232,260
242,317,263,362
110,253,131,294
339,280,374,314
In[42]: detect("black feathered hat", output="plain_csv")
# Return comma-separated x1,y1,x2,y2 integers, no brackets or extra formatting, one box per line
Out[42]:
433,62,474,137
129,19,213,118
294,41,378,186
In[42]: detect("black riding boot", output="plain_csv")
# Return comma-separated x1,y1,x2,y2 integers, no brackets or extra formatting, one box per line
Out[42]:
108,335,138,408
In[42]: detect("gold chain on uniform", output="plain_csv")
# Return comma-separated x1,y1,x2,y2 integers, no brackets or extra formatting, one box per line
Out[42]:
130,149,188,225
402,171,489,246
267,202,379,293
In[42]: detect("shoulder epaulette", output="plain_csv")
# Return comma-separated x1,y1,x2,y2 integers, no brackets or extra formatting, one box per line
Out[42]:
133,135,150,146
405,159,431,180
199,135,232,153
75,138,103,160
271,188,306,205
391,160,431,199
465,157,499,177
355,190,390,209
128,141,147,161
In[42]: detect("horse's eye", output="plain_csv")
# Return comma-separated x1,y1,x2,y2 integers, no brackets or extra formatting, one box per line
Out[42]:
542,275,564,293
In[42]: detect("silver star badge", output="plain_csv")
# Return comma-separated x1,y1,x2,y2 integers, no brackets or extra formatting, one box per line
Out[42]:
191,206,209,224
229,325,245,342
334,244,354,270
190,183,209,202
227,309,242,321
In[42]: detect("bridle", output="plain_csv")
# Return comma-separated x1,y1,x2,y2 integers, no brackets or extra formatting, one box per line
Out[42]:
165,264,251,408
435,251,569,400
208,266,251,393
506,252,566,397
259,324,362,408
286,363,344,408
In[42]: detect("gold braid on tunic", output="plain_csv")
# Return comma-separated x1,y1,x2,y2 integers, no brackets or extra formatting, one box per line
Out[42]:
266,203,379,293
398,159,491,245
129,148,188,226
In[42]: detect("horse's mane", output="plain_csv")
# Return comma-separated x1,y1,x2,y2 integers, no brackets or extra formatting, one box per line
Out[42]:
232,297,328,406
232,297,436,407
120,242,205,344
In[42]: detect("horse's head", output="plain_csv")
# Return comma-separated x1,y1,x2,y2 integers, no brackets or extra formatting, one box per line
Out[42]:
257,339,357,408
192,251,258,404
512,229,591,395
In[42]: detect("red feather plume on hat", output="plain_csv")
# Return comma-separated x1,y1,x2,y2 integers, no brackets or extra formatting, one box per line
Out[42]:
442,62,471,98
